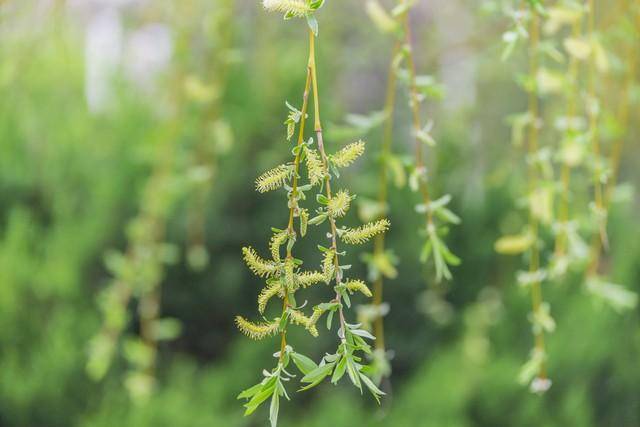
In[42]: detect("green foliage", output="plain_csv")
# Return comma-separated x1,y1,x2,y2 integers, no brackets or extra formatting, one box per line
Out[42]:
0,1,638,427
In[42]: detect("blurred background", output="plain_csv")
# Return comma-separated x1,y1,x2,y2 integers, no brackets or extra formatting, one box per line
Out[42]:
0,0,638,426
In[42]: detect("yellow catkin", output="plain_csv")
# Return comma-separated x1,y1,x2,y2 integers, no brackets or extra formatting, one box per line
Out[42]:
300,208,309,236
329,140,366,168
322,249,335,284
242,247,278,277
269,230,288,262
304,147,325,186
235,316,279,340
296,271,325,288
340,219,390,245
327,190,352,218
345,279,373,297
255,164,293,193
258,281,283,314
308,307,324,327
289,310,319,337
283,258,295,291
262,0,312,17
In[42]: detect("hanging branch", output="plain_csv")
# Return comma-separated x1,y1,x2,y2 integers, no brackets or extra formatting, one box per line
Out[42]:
553,6,583,263
586,0,607,247
583,5,639,312
236,2,388,425
496,0,556,394
398,1,461,283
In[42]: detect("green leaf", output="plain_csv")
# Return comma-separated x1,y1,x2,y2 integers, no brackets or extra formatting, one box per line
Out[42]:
345,358,362,392
269,388,280,427
309,214,327,226
420,239,433,263
291,352,318,375
326,310,334,330
309,0,325,10
244,376,276,415
237,382,263,400
316,194,330,205
350,328,376,340
299,363,335,391
359,372,385,403
301,363,334,384
331,356,347,384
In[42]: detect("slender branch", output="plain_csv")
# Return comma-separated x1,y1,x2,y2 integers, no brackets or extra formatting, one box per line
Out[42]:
278,35,314,363
586,8,638,276
307,29,349,342
402,13,434,226
372,39,401,352
587,0,606,247
554,18,582,257
526,6,547,381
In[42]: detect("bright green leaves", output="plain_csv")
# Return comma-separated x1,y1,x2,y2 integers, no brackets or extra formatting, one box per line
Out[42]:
300,324,385,403
415,195,461,282
416,194,461,226
420,223,460,283
238,351,295,427
290,351,318,375
299,362,334,390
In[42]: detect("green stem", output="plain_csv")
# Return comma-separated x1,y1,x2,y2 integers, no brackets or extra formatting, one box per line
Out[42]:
526,6,547,381
307,29,349,342
372,39,401,352
278,31,315,362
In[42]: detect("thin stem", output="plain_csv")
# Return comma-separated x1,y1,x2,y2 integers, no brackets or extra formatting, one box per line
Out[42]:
401,11,434,226
554,18,582,257
307,29,349,342
587,0,606,247
278,33,314,363
586,9,638,276
526,6,547,380
372,40,401,352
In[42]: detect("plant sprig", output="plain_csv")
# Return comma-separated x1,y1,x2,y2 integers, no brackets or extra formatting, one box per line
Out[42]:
236,3,387,425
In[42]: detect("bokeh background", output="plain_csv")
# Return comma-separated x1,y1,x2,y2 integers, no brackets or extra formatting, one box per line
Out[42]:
0,0,638,426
